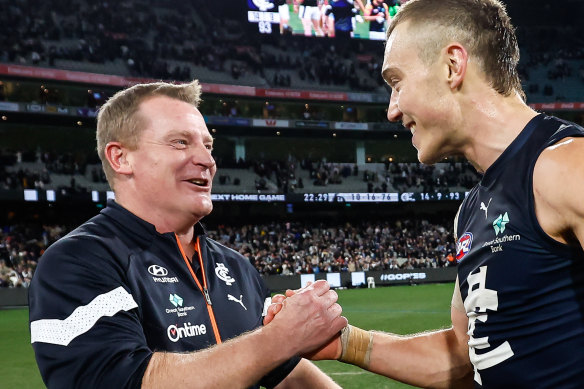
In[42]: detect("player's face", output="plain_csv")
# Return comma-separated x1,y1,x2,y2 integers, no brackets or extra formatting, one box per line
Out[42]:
382,22,458,164
128,95,216,223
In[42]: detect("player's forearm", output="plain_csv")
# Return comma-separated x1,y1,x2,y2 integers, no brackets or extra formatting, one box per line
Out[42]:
142,327,293,389
367,329,473,389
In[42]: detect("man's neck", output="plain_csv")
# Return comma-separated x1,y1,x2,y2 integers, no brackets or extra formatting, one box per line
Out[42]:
461,92,538,173
114,193,197,238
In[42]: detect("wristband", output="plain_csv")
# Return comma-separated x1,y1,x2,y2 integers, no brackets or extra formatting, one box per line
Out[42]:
338,325,374,369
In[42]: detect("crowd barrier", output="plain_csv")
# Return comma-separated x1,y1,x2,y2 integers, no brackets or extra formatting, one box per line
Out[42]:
0,268,457,308
262,267,457,291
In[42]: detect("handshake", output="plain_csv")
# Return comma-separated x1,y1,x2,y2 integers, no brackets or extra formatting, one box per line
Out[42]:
262,280,373,369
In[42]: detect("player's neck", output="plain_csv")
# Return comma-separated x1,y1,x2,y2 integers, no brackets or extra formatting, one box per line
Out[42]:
463,92,537,173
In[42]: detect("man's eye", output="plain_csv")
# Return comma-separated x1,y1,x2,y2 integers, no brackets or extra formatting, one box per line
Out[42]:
206,144,214,151
172,140,188,148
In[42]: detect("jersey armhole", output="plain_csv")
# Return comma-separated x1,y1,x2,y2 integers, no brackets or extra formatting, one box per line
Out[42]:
453,201,464,242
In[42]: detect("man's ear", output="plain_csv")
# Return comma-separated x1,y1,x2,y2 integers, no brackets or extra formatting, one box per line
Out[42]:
445,43,468,90
104,142,133,175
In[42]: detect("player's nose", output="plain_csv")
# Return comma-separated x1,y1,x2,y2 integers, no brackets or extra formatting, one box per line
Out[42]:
386,91,402,122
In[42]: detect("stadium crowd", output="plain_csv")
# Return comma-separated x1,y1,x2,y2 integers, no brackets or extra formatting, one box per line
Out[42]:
0,218,456,288
1,148,481,194
2,0,581,98
0,0,385,92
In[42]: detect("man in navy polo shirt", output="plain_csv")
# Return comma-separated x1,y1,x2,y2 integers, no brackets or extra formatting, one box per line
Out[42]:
29,80,347,388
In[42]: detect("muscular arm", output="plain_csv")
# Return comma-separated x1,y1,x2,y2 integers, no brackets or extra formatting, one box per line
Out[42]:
290,280,473,388
365,281,473,388
143,280,347,388
533,137,584,247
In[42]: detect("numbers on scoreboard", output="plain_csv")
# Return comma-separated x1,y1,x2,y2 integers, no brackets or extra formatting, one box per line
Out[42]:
258,21,272,34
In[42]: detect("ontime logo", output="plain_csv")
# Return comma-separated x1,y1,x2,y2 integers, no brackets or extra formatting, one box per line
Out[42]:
167,322,207,343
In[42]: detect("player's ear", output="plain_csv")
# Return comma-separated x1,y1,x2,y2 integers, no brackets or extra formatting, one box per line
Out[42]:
105,142,133,176
444,43,468,90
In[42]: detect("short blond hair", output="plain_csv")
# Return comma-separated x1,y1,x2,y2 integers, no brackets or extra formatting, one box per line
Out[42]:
387,0,524,100
96,80,202,189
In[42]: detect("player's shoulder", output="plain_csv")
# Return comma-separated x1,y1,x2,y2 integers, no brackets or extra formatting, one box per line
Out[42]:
533,136,584,238
535,136,584,190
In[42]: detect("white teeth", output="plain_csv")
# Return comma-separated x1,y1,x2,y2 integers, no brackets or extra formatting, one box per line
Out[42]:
189,179,206,186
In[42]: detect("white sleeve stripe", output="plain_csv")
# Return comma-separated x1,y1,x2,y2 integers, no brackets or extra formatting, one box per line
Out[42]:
30,286,138,346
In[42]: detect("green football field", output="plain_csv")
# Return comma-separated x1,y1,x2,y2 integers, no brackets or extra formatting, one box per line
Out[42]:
1,283,454,388
287,4,371,39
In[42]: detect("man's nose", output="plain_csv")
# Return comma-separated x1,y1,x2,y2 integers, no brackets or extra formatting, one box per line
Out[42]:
192,146,215,169
386,91,402,122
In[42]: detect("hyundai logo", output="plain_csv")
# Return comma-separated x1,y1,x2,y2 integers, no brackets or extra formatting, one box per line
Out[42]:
148,265,168,276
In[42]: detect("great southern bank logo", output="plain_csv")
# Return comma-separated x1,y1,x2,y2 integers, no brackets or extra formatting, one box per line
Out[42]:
169,293,183,307
492,212,509,235
167,293,195,317
167,322,207,342
483,211,520,253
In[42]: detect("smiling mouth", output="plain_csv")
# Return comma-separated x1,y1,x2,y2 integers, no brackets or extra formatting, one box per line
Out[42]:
186,178,209,187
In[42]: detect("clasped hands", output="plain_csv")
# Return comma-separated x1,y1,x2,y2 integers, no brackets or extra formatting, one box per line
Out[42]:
263,280,345,360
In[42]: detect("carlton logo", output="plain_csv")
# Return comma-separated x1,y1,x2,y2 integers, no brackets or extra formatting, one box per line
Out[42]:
148,265,168,276
167,322,207,342
456,232,473,262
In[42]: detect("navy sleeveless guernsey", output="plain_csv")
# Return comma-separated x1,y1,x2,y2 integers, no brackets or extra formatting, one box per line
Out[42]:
455,114,584,388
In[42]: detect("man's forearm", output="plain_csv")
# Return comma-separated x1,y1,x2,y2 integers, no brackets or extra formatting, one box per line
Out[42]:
142,326,292,389
143,280,347,388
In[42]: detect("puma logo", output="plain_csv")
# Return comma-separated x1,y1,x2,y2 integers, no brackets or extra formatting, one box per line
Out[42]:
480,198,492,219
227,294,247,310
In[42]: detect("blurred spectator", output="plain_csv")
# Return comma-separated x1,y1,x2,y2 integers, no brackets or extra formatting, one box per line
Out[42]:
0,217,456,286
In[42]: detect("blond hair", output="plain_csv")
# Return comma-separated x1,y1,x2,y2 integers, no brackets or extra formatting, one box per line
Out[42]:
387,0,524,100
96,80,202,189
